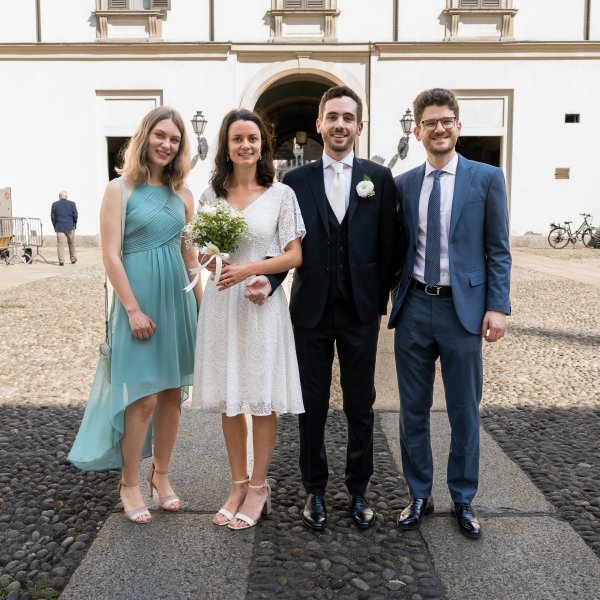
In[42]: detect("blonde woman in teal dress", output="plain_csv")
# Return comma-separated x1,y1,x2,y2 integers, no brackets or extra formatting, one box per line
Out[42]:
69,107,202,524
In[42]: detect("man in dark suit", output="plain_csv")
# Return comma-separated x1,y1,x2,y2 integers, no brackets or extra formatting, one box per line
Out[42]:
246,85,398,529
51,191,78,266
389,88,511,538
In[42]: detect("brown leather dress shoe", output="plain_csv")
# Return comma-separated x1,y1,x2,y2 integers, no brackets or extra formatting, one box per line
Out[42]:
397,497,434,530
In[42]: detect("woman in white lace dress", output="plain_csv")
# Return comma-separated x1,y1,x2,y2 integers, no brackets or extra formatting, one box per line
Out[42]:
193,109,305,530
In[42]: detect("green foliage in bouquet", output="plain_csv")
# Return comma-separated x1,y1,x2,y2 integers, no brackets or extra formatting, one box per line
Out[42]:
184,201,248,254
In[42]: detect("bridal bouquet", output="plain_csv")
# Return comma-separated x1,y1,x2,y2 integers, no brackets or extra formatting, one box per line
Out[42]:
183,201,247,291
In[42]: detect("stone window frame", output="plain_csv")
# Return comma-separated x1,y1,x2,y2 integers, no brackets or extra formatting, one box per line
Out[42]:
443,0,517,42
268,0,340,42
93,0,170,41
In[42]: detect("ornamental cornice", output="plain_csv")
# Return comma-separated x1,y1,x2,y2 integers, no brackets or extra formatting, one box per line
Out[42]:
374,41,600,60
1,41,600,61
0,42,230,61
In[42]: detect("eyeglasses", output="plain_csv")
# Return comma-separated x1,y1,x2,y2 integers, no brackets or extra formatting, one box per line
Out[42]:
419,117,457,131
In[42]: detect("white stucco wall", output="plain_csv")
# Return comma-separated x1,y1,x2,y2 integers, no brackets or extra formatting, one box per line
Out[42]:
0,0,37,42
370,54,600,235
397,0,446,42
214,1,271,42
1,1,599,236
40,0,96,43
590,0,600,39
514,0,585,41
336,0,396,42
162,0,210,41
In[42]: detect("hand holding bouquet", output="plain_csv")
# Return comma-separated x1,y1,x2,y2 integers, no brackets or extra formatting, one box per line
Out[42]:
183,201,247,291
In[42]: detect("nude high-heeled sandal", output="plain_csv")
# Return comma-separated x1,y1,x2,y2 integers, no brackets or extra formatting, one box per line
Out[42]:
118,481,152,524
213,478,250,526
147,463,180,512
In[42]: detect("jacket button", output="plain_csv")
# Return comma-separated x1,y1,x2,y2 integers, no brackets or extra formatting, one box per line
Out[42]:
339,246,344,252
326,241,331,246
325,267,330,272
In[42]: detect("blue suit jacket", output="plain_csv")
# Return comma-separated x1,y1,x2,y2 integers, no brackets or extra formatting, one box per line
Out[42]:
388,154,511,335
51,199,78,232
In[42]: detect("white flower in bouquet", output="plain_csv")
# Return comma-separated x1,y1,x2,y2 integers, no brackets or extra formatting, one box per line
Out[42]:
183,200,248,291
184,200,247,253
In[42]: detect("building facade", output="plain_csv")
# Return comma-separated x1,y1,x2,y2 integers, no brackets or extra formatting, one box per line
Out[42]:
1,0,599,236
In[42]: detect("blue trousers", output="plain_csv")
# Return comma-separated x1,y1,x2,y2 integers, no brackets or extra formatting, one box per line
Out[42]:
394,287,483,503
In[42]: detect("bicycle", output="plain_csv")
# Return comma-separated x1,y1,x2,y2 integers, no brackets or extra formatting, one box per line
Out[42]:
547,213,596,248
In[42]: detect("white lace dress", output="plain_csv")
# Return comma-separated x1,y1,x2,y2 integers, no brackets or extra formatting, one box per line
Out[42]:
192,182,306,416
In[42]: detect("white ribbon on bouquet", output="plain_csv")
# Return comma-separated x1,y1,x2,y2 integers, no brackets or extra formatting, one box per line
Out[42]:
183,242,230,292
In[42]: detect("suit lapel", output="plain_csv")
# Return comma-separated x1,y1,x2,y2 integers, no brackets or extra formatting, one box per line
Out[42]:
449,154,473,239
348,157,364,223
409,164,426,242
306,159,330,236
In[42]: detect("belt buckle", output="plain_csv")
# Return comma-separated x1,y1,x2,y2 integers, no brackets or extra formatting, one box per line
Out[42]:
424,284,441,296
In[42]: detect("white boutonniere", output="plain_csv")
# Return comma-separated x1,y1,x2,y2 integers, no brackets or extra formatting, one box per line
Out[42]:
356,175,375,198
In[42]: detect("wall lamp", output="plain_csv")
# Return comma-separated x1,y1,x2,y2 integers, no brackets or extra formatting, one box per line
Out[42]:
398,108,414,160
191,110,209,161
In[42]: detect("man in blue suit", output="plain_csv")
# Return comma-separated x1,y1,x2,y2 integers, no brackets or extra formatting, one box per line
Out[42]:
51,191,78,266
388,88,511,538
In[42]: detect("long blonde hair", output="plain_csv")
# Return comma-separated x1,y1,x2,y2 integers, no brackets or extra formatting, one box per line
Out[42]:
117,106,190,192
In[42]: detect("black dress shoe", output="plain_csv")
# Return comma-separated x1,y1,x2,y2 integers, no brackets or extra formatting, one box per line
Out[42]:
397,497,434,530
59,262,64,266
302,493,327,530
350,495,375,529
451,502,481,539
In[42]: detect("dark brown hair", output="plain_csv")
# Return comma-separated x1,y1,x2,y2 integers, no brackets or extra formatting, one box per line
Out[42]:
412,88,460,126
318,85,363,123
210,109,275,199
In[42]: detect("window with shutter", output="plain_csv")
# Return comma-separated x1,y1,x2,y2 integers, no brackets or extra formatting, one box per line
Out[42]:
283,0,325,8
94,0,170,40
269,0,338,40
459,0,501,6
446,0,516,41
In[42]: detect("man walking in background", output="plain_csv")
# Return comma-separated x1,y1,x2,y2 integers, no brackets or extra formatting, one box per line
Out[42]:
51,191,78,266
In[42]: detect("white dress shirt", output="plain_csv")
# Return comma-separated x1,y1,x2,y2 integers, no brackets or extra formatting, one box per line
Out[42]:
413,153,458,286
322,151,354,212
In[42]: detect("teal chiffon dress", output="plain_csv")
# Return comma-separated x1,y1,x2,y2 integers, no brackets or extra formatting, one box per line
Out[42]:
68,184,197,471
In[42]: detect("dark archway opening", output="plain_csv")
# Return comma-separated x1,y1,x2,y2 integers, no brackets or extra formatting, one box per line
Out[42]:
457,136,501,167
254,75,336,175
107,137,130,180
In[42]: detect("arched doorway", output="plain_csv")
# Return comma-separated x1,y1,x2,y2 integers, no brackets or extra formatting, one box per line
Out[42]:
254,74,335,179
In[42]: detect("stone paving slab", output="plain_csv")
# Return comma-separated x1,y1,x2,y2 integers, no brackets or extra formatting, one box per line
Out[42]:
0,247,101,291
141,408,234,513
379,410,600,599
512,248,600,288
60,513,252,600
379,412,554,515
422,516,600,600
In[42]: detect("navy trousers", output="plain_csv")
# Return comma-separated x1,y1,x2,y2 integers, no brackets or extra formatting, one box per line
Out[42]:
394,287,483,503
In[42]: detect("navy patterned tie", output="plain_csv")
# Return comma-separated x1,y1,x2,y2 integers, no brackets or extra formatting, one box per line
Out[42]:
424,170,441,286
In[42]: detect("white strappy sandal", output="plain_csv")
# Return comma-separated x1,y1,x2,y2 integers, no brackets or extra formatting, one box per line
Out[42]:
228,481,272,530
213,478,250,526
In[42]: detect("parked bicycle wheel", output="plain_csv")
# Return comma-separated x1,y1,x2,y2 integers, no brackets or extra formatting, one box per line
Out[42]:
548,227,569,248
582,228,596,248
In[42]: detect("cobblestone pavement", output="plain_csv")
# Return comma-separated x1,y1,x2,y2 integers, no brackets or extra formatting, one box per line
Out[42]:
1,249,599,598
